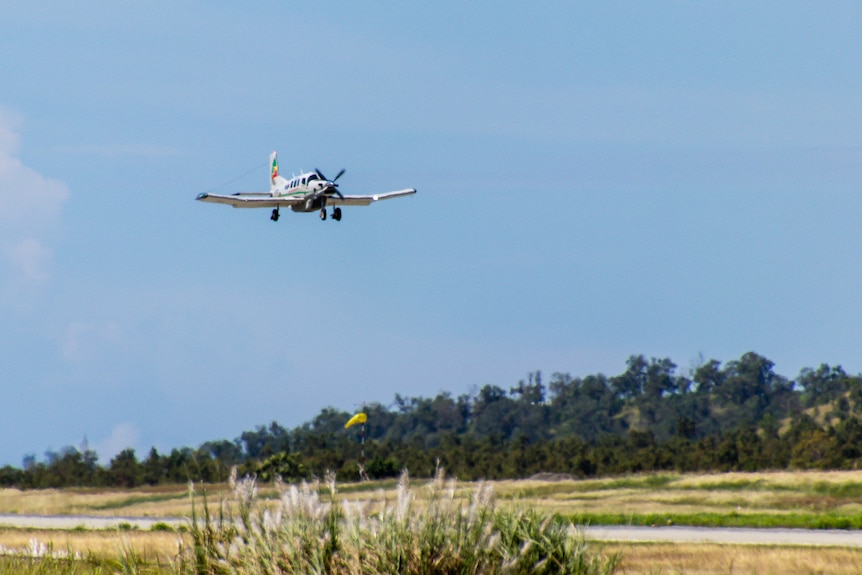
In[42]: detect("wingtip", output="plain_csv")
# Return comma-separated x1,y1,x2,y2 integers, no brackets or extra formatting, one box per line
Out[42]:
196,192,209,200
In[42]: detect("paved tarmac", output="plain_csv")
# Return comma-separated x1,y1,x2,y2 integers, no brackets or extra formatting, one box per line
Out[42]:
0,514,184,531
583,525,862,547
0,514,860,547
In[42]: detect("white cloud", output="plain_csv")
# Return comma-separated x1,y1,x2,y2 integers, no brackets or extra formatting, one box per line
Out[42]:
2,238,51,283
0,117,69,231
93,422,140,463
0,238,53,304
0,111,70,304
61,320,123,363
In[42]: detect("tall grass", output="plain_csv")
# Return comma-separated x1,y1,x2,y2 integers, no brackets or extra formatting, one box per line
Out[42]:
0,542,168,575
177,467,621,575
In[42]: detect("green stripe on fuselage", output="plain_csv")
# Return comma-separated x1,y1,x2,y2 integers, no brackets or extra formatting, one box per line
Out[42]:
278,190,308,198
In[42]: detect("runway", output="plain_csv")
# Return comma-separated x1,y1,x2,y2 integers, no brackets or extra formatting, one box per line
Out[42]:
0,514,859,547
0,514,184,531
583,525,862,547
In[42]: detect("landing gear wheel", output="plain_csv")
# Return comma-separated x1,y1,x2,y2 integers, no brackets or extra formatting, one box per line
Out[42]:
271,208,280,222
333,207,342,221
320,208,327,221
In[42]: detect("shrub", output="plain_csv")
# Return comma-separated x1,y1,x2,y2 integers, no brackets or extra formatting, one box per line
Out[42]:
175,467,620,575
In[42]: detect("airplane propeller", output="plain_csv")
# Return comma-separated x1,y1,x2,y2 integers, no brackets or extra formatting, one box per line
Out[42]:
315,168,346,199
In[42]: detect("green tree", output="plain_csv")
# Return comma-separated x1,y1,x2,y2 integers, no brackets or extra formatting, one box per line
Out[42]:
797,364,848,408
611,355,648,400
142,447,166,485
257,452,306,482
471,385,518,439
549,373,624,441
109,449,142,488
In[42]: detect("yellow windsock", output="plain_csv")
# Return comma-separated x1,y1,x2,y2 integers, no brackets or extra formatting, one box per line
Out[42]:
344,412,368,429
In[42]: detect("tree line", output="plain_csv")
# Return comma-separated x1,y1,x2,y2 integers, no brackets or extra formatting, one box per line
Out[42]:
3,351,862,488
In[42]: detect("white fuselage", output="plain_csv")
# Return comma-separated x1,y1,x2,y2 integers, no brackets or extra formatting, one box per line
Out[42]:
271,171,334,212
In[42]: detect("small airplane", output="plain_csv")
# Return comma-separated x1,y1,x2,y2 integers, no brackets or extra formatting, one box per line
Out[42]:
196,151,416,222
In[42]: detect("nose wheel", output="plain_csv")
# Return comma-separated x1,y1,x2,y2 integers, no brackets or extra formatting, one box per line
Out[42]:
320,208,327,221
271,208,280,222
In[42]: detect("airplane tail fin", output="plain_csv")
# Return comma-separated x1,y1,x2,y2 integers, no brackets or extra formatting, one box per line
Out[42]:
269,151,287,193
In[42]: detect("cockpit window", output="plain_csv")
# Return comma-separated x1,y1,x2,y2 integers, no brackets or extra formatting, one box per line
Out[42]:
307,173,319,182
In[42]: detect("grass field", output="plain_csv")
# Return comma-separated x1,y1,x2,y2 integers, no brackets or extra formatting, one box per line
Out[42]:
493,470,862,529
607,543,862,574
0,470,861,573
0,484,192,518
0,543,859,575
5,469,862,528
22,469,862,528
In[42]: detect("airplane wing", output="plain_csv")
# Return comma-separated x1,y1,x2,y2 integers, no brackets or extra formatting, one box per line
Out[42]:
195,192,304,208
327,188,417,207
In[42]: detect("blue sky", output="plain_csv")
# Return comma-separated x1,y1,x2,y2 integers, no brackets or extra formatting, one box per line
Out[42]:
2,2,861,465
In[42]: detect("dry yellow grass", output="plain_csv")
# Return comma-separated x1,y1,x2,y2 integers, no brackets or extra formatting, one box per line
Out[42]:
1,532,858,575
487,470,862,519
673,470,862,489
0,484,235,517
606,543,862,575
0,486,182,516
510,488,859,518
0,529,185,563
2,469,862,520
